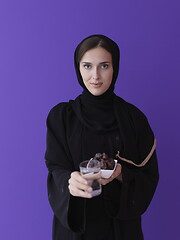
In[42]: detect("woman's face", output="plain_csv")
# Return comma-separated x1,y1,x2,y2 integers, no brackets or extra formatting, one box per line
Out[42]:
79,47,113,96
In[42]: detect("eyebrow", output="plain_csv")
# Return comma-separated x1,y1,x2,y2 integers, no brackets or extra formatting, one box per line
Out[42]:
81,61,111,64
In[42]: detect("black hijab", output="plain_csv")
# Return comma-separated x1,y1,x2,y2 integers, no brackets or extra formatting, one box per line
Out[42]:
72,34,156,165
73,34,120,132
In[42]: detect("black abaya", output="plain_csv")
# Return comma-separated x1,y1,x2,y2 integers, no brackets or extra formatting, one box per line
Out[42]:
45,97,159,240
45,34,159,240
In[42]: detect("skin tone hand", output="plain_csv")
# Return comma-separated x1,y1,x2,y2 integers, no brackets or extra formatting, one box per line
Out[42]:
68,171,93,198
68,164,122,198
101,163,122,185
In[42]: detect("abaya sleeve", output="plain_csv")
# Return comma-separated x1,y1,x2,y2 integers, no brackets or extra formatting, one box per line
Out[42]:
118,150,159,219
45,103,73,229
45,103,85,232
104,99,159,220
103,150,159,220
117,109,159,219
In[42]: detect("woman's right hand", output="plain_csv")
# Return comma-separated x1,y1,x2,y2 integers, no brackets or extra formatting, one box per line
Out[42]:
68,171,93,198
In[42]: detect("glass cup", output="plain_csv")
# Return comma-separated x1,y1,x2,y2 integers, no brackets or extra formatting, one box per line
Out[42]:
79,159,102,197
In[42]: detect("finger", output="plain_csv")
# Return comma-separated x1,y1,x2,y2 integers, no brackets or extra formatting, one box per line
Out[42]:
101,173,115,184
69,172,93,196
68,185,92,198
101,164,122,185
101,178,110,185
70,171,88,185
69,173,91,191
107,164,122,181
69,178,92,192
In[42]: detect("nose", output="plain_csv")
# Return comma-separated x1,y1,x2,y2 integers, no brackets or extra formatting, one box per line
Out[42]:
92,67,100,80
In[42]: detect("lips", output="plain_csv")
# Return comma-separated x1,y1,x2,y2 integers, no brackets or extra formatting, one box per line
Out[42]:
90,82,103,88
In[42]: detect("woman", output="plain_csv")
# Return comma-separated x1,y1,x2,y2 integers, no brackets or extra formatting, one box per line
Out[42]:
45,34,159,240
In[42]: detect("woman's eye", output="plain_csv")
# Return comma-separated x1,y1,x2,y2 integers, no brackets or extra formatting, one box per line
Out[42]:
101,64,109,69
83,64,91,69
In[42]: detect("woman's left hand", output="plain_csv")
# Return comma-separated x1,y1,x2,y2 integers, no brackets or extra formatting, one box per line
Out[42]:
101,163,122,185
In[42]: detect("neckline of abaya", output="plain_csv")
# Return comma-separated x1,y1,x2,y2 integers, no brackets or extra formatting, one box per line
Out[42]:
72,91,118,133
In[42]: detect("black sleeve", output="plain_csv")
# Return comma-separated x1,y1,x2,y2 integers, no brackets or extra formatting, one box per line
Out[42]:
45,104,73,230
45,104,86,233
45,104,86,232
118,150,159,219
117,105,159,219
103,151,159,219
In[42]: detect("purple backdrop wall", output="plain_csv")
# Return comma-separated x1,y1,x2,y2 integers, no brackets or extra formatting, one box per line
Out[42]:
0,0,179,239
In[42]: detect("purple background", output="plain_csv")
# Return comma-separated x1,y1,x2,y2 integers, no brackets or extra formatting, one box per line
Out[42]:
0,0,179,239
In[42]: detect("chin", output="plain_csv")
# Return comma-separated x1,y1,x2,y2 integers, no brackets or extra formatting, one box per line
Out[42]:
90,91,105,96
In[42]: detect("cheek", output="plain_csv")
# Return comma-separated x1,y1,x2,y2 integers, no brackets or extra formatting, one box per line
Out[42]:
79,69,86,82
105,71,113,84
81,75,89,89
81,72,87,83
81,71,91,83
106,79,112,89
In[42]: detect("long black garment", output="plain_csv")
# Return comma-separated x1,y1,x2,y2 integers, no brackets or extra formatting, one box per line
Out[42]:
80,128,120,240
45,95,159,240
